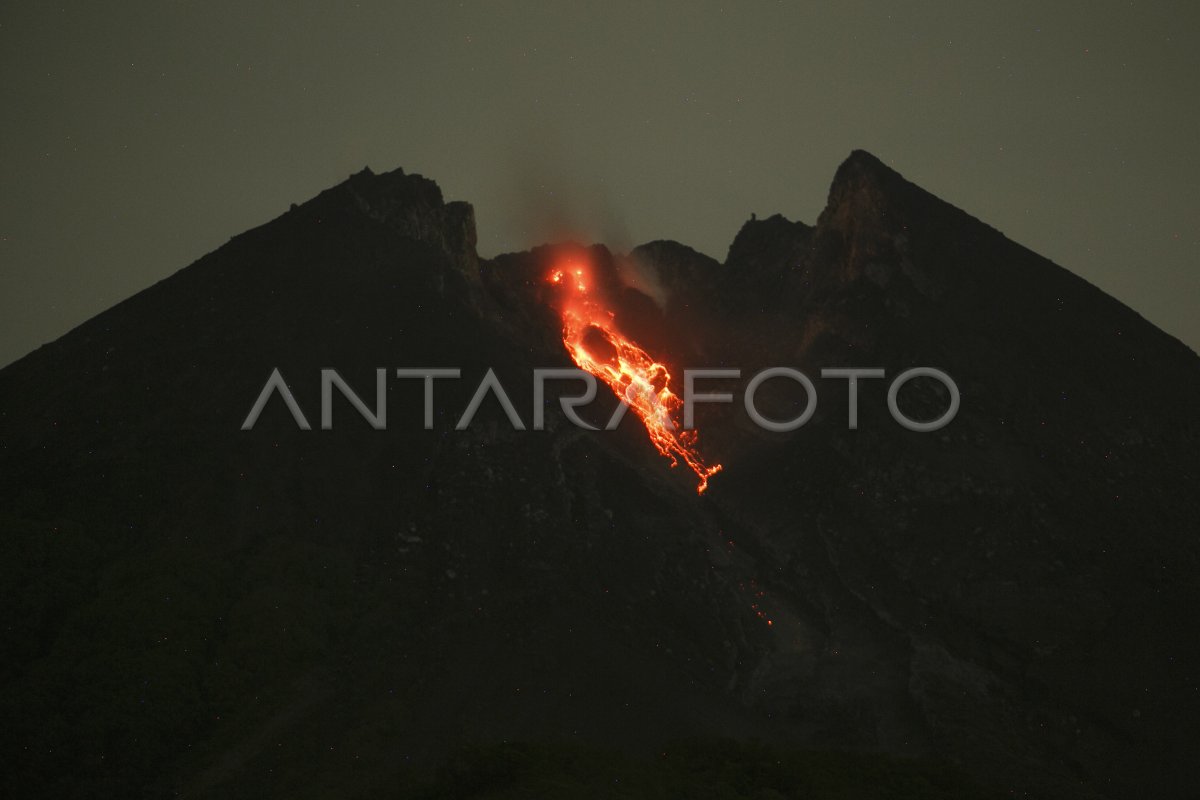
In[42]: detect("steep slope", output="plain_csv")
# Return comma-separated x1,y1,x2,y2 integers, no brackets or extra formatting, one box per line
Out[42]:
0,167,795,798
1,153,1197,798
703,151,1200,798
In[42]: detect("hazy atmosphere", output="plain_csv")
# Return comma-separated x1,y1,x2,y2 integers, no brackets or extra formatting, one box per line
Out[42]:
2,1,1197,367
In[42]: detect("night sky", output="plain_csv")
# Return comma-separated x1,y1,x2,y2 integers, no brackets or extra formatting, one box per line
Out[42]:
2,1,1197,368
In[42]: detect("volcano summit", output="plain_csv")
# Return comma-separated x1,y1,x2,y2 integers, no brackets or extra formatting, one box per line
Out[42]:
1,151,1198,798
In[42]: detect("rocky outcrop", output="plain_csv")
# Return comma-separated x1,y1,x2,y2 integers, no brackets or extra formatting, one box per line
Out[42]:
341,165,479,272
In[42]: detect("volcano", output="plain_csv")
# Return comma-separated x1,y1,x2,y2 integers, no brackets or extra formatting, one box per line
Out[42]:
2,151,1198,798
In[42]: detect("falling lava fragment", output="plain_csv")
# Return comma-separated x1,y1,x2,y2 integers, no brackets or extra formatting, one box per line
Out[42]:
547,260,722,493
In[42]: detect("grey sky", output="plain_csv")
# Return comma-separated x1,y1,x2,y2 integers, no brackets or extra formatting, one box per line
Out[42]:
2,1,1197,367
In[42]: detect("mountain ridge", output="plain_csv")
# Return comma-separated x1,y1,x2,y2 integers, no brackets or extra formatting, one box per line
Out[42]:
1,151,1197,798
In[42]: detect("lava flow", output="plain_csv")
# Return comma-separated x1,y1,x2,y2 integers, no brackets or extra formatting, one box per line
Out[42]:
547,259,721,494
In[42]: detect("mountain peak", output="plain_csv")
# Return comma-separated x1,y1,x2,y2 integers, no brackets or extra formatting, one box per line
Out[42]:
836,148,893,177
817,149,912,230
724,151,898,275
325,166,479,269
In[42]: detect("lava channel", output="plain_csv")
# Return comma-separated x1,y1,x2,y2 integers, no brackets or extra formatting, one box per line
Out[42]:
546,259,721,494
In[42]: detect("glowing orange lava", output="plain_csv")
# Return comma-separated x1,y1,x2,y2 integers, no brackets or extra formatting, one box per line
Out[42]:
547,260,721,494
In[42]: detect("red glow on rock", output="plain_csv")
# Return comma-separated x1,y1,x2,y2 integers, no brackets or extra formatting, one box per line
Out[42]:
546,257,721,493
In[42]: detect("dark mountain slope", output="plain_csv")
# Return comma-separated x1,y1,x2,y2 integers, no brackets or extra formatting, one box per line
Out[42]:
1,153,1197,798
699,151,1200,798
0,167,798,798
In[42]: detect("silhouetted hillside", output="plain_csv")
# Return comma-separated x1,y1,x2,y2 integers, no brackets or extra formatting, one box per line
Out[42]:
1,153,1197,798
